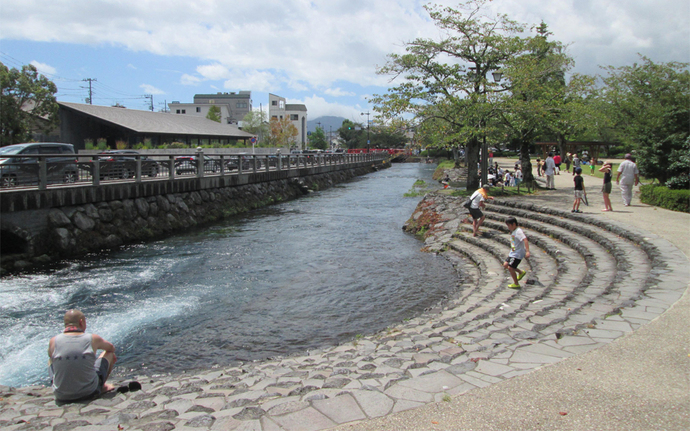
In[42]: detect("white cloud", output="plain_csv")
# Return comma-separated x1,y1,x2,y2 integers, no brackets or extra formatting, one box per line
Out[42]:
140,84,165,95
324,88,355,97
127,64,137,70
30,60,56,75
180,74,201,86
290,94,365,120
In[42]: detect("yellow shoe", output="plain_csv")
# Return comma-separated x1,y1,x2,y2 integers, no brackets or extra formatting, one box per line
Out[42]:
508,283,520,289
517,270,527,281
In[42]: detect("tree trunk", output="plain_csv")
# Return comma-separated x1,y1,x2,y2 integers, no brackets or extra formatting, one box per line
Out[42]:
557,133,566,162
519,139,534,185
466,138,480,190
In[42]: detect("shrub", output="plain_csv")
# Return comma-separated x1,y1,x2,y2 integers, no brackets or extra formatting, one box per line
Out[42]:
96,138,108,150
640,184,690,213
84,139,94,150
115,140,127,150
168,142,187,149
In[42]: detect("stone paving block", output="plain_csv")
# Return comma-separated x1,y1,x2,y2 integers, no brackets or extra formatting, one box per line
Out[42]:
259,416,284,431
384,384,434,403
270,406,337,431
562,342,606,355
510,349,563,364
457,373,492,388
519,342,575,358
474,360,515,377
312,393,366,424
583,328,624,339
397,370,465,394
350,389,394,418
391,399,426,414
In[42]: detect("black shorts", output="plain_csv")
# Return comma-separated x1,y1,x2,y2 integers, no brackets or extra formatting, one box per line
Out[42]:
469,208,483,220
505,257,522,269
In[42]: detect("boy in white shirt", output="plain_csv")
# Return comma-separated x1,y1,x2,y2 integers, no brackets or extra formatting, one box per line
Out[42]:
503,217,530,289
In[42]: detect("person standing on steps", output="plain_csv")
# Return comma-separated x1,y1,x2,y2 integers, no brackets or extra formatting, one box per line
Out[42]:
599,161,614,212
572,167,586,213
503,217,530,289
616,153,640,206
48,309,117,403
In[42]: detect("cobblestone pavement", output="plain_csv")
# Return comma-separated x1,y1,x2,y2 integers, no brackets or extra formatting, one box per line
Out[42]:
1,169,688,431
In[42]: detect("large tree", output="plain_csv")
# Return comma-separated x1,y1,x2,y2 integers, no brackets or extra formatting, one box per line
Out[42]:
241,110,268,143
600,57,690,188
309,127,328,150
372,1,526,189
267,117,298,148
494,22,574,185
206,105,221,122
1,62,58,146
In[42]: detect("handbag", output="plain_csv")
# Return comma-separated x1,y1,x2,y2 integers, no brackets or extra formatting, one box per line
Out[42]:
463,196,473,209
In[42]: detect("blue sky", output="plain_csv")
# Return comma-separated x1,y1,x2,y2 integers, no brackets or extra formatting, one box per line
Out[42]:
1,0,688,123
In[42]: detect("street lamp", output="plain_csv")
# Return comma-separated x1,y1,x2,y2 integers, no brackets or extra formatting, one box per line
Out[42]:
479,69,503,187
361,111,370,152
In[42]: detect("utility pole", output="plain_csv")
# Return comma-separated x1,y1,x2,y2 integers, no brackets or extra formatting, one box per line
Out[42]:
82,78,96,104
144,94,153,111
361,111,370,152
159,100,169,113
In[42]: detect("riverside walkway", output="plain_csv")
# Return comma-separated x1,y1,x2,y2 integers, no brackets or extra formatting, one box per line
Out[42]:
1,164,688,431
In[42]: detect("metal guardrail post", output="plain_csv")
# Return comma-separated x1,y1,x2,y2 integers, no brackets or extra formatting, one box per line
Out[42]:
265,155,269,173
252,155,257,174
220,155,225,177
38,157,47,190
238,156,243,175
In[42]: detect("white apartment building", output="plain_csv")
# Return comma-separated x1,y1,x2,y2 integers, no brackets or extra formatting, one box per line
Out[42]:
169,91,252,125
268,93,307,148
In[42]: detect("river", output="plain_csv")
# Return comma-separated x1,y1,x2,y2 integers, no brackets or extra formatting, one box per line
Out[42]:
0,163,458,387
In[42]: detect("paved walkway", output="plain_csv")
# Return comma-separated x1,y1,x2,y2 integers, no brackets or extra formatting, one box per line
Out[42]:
1,161,688,431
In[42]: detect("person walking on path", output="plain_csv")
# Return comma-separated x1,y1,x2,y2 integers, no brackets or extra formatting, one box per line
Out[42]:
462,184,494,237
503,217,530,289
572,167,586,213
544,152,556,189
553,153,562,174
616,153,640,206
48,309,117,403
599,161,614,212
564,153,572,173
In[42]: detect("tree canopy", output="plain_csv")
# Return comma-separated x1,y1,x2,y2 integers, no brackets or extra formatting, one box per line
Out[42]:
206,105,221,122
1,62,58,146
599,57,690,188
309,127,328,150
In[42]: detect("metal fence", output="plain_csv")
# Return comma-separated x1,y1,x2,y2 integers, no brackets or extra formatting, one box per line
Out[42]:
0,152,387,190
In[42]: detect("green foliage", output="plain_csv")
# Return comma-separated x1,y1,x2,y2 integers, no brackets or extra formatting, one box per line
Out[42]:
601,57,690,186
96,138,108,150
309,127,328,150
1,62,58,145
84,139,94,150
206,105,221,122
115,140,127,150
168,141,187,149
241,111,268,142
640,184,690,213
338,119,365,149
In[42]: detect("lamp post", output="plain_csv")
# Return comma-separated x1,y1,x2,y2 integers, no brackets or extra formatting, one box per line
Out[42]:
474,68,503,187
361,111,370,152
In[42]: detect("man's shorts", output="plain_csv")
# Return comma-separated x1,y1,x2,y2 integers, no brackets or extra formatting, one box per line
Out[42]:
505,256,522,269
469,207,483,220
574,190,584,199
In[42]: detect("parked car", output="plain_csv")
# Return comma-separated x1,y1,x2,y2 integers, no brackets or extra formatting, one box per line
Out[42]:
0,142,78,188
174,155,221,175
224,154,262,171
95,150,160,179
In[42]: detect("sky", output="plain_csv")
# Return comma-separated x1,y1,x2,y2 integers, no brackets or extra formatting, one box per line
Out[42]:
1,0,688,123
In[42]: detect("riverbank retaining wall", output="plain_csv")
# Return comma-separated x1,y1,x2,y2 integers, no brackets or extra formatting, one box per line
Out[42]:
1,162,385,274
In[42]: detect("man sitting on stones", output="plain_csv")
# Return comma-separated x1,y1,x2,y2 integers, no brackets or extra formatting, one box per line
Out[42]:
48,309,117,403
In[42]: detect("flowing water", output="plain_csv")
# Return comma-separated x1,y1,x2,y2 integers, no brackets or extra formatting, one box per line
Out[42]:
0,163,458,387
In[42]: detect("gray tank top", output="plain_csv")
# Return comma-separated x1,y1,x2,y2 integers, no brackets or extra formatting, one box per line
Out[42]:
50,332,98,401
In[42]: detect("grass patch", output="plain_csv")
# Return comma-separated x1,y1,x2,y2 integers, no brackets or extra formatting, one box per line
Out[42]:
404,178,432,197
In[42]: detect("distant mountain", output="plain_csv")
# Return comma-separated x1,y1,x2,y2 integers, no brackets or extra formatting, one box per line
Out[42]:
307,116,346,134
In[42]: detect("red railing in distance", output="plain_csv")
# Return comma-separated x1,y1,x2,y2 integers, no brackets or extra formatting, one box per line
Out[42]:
347,148,410,155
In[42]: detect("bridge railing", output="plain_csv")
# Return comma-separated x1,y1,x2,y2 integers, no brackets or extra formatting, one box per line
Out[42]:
0,151,387,191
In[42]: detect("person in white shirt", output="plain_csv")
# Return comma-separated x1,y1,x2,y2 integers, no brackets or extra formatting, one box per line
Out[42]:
616,153,640,206
544,153,556,189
